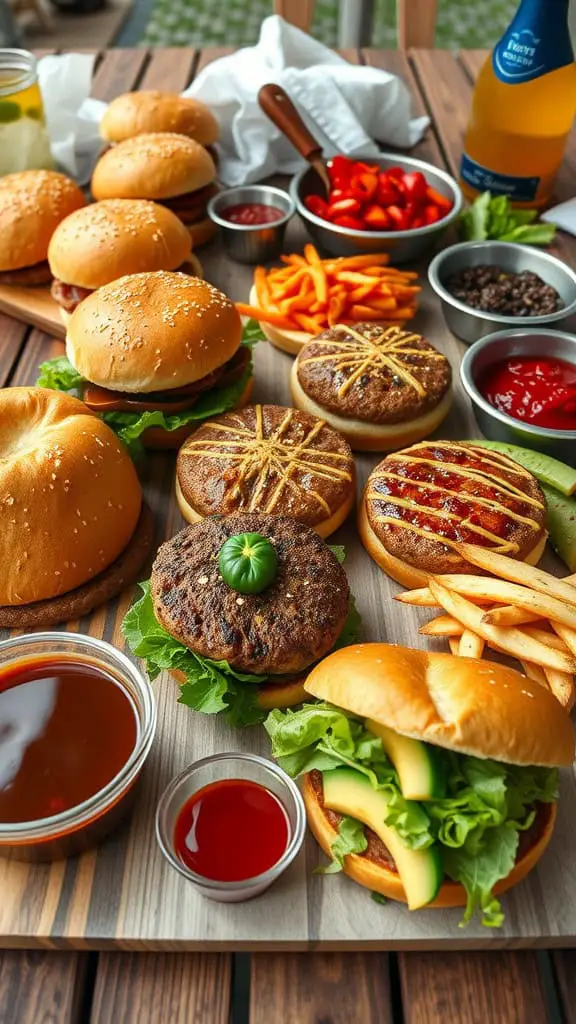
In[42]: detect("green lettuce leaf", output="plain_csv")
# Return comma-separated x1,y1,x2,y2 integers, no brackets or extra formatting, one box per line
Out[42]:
37,355,84,394
122,573,361,728
264,702,559,927
319,816,367,874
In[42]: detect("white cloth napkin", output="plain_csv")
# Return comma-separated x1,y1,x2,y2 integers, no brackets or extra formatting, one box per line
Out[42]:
38,53,105,185
541,199,576,237
185,16,429,186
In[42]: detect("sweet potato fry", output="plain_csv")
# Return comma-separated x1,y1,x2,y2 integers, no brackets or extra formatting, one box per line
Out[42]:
419,615,464,637
235,303,294,329
254,266,271,306
428,581,576,673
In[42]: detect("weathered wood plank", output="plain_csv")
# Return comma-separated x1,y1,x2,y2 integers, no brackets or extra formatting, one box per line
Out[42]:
90,49,149,102
249,953,393,1024
409,49,472,177
0,316,28,386
9,330,63,386
550,951,576,1023
458,50,488,81
362,49,444,166
90,953,232,1024
399,951,549,1023
139,49,198,92
0,950,88,1024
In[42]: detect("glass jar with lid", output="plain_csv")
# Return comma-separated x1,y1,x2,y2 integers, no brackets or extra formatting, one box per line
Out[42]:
0,49,54,176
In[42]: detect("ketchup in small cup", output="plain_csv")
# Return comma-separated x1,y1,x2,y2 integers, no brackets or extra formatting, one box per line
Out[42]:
221,203,285,226
479,355,576,431
156,753,306,902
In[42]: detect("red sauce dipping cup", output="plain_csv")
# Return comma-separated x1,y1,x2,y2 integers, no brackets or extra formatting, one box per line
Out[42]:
155,752,306,902
207,186,295,265
0,632,156,862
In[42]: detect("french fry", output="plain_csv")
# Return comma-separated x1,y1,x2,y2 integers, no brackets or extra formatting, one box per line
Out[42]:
551,622,576,659
395,588,437,607
519,660,548,688
542,668,576,711
448,637,461,656
455,542,576,608
427,581,576,673
458,630,485,659
522,626,570,654
235,303,295,329
433,574,576,632
419,616,464,637
481,606,541,627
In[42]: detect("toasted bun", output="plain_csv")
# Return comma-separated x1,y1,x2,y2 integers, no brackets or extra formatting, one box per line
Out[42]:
143,375,254,449
0,170,85,272
248,285,309,354
48,199,192,288
357,501,548,588
66,271,242,393
0,388,142,606
304,643,575,766
91,133,216,201
302,773,556,907
291,360,453,452
100,91,219,146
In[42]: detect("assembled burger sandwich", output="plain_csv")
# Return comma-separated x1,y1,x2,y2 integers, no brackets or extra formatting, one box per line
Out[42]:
359,441,548,587
291,323,452,452
0,387,153,628
123,514,360,726
48,199,201,324
100,90,219,149
38,270,253,451
91,133,217,247
266,642,574,927
0,170,85,287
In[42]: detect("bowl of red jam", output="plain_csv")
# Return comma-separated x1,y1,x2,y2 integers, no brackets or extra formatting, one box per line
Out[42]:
461,328,576,464
0,632,156,862
155,752,306,902
208,185,295,265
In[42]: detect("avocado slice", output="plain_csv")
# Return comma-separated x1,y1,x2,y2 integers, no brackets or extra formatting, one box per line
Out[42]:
470,439,576,496
322,767,443,910
541,483,576,572
366,720,447,800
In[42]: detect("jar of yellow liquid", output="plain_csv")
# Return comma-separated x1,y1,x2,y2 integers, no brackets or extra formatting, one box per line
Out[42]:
460,0,576,208
0,49,54,176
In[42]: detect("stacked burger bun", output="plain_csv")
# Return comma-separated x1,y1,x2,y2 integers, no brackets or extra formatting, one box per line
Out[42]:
94,91,221,247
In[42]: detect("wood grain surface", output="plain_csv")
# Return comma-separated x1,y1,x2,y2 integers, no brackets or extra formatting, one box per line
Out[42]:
0,949,88,1023
1,46,576,952
0,285,65,340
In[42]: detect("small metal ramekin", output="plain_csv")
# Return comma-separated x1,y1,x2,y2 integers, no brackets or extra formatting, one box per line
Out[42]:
461,328,576,464
429,241,576,345
207,185,295,264
156,751,306,902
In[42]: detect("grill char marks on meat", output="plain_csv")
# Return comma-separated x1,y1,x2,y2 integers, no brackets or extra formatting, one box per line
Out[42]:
82,347,250,415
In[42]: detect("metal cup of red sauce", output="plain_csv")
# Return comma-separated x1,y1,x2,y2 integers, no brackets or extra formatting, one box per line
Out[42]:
207,185,295,265
155,752,306,902
461,328,576,465
0,632,156,862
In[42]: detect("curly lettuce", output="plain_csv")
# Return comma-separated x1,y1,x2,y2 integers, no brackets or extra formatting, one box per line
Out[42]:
265,703,558,927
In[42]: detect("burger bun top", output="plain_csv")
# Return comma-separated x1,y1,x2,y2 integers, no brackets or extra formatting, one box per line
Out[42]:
91,133,215,201
100,91,219,147
0,170,85,272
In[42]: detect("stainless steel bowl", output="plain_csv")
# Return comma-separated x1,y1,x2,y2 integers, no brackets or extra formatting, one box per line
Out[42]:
208,185,295,264
290,153,462,263
429,241,576,344
461,328,576,465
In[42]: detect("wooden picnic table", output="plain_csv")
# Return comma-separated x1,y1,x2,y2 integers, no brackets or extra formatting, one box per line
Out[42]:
1,45,576,1022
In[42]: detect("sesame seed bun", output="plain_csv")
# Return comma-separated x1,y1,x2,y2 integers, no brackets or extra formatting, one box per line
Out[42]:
48,199,193,290
304,643,575,765
0,170,85,272
0,388,142,607
303,772,556,908
91,133,216,202
65,271,242,393
100,91,219,147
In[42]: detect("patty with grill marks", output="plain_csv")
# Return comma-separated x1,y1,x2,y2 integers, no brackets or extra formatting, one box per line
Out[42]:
150,514,350,675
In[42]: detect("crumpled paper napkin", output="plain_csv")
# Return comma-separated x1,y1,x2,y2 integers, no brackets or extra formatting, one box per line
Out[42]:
541,199,576,238
36,16,428,188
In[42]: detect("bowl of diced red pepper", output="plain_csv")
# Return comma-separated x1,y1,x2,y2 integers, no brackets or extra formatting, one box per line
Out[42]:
290,153,462,263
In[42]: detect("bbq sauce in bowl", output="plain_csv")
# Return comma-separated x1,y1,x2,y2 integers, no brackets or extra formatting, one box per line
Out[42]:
0,657,137,825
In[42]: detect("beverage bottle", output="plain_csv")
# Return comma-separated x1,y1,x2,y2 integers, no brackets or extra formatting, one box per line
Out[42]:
460,0,576,207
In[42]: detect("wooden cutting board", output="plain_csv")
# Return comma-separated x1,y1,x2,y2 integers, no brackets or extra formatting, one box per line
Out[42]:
0,284,65,339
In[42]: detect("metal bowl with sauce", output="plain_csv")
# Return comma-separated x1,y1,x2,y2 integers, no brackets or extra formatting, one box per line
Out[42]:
461,328,576,465
0,632,156,862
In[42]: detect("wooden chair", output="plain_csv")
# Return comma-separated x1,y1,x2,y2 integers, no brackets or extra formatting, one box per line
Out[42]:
274,0,438,48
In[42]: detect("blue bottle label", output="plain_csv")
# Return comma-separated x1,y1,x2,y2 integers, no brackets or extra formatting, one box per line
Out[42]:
460,153,539,201
493,0,573,84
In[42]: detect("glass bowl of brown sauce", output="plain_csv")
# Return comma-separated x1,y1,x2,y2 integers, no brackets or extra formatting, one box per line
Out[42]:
0,632,156,861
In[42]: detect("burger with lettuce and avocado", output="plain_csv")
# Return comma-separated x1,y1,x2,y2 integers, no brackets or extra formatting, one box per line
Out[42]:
122,514,361,727
265,643,574,926
37,271,258,453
